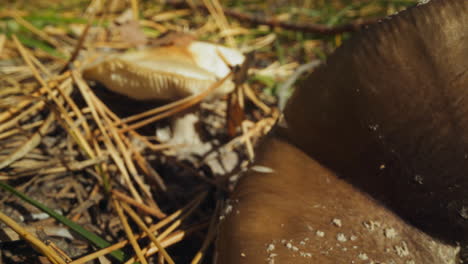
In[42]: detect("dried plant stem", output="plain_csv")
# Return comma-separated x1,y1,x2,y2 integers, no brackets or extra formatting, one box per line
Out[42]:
243,84,271,114
13,35,96,159
112,198,149,264
165,0,375,35
13,156,107,178
91,93,169,191
0,72,71,126
112,189,166,219
12,14,63,50
90,93,156,206
0,112,54,169
119,73,232,132
191,200,221,264
137,222,209,260
60,23,91,74
0,34,5,53
132,144,168,191
122,203,175,264
56,77,93,137
0,99,45,134
73,70,143,202
70,230,185,264
131,0,139,20
0,120,43,140
224,114,277,151
70,192,207,264
241,120,255,161
0,211,67,264
201,0,235,47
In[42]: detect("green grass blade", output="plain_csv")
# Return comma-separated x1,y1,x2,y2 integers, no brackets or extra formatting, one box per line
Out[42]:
0,181,126,262
16,35,67,59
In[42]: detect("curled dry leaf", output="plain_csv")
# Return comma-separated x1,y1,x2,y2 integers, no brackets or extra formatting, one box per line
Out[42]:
82,40,245,101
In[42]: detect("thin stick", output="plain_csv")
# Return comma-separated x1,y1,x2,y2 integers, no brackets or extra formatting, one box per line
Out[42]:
0,211,67,264
191,200,221,264
165,0,376,35
0,112,55,169
120,73,232,132
12,35,96,158
70,192,206,264
122,203,175,264
12,14,63,50
112,199,148,264
72,70,143,202
131,0,139,20
60,24,91,74
112,189,166,219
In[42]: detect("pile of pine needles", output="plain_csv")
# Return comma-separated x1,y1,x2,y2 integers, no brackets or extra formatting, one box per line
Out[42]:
0,0,416,263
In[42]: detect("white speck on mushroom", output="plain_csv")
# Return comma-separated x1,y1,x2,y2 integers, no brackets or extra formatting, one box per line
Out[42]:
224,204,233,214
286,242,299,252
350,235,358,241
369,124,379,131
229,174,240,182
251,165,275,173
316,230,325,237
358,253,369,260
110,73,118,81
414,174,424,184
363,221,381,231
459,206,468,219
384,228,398,238
266,244,275,252
219,203,234,220
394,241,410,257
332,218,342,227
267,253,277,264
337,233,347,242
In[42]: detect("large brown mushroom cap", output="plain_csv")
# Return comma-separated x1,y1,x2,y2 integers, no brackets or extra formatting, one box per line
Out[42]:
284,0,468,242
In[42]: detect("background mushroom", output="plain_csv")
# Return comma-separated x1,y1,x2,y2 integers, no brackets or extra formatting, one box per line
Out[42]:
82,35,245,157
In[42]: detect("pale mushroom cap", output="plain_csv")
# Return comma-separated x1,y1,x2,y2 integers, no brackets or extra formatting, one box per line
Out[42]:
82,41,245,101
188,41,246,78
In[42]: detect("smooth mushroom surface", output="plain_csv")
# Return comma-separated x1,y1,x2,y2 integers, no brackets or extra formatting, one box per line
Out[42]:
217,136,459,264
